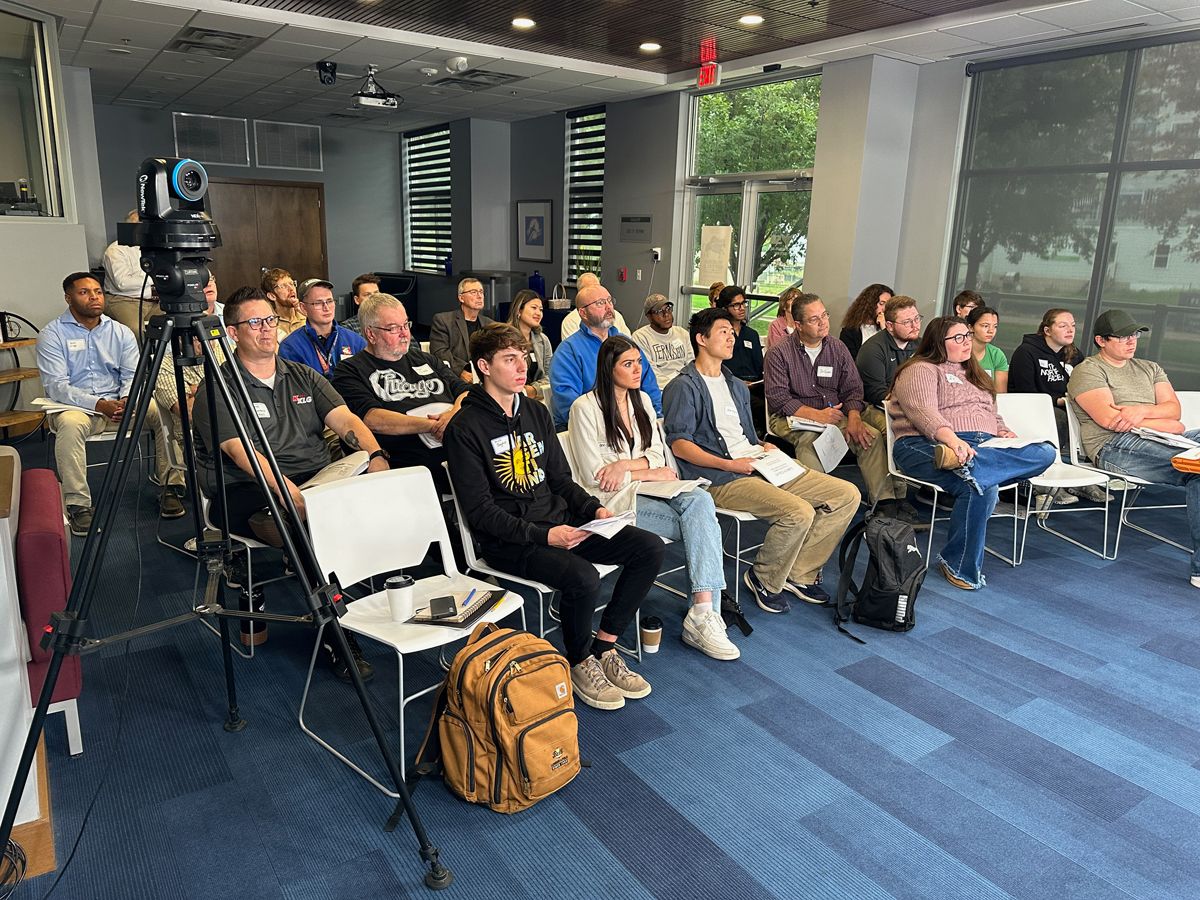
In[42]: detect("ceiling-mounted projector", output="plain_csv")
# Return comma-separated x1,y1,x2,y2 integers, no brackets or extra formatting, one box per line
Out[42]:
354,64,401,110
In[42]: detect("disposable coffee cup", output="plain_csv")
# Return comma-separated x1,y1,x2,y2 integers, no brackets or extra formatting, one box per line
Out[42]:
385,575,415,622
640,616,663,654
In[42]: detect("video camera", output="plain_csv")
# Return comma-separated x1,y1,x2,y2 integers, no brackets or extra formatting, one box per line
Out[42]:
117,157,222,315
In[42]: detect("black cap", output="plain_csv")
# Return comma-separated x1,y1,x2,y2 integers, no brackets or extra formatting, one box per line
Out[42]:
1093,309,1149,338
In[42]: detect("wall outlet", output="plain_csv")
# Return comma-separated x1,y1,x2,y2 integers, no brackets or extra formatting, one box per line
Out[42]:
651,247,662,261
636,268,642,281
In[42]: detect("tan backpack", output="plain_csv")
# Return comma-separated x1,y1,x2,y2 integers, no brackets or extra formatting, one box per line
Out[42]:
417,622,581,813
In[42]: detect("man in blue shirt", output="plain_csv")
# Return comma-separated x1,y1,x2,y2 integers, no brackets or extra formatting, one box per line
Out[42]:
549,283,660,430
37,272,183,536
278,278,365,377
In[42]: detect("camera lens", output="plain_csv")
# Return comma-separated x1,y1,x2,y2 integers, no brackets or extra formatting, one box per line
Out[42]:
180,170,201,192
171,159,209,202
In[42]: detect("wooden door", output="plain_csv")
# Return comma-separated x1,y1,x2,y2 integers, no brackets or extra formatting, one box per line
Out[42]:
204,179,328,296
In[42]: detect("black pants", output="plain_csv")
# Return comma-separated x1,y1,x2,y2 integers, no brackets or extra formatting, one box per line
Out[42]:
490,525,665,665
208,469,318,537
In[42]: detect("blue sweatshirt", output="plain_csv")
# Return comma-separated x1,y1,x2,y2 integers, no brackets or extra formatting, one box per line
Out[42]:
278,322,366,378
549,325,661,429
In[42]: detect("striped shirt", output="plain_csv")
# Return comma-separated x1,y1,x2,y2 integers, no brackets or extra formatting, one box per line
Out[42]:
763,333,864,417
889,360,1006,441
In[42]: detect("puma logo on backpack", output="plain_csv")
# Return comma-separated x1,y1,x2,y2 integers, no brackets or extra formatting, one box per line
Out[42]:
834,515,926,642
415,622,581,813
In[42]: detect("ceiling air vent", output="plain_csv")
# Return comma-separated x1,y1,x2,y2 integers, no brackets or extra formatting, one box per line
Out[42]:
165,27,265,61
173,112,250,167
427,70,524,92
255,120,323,171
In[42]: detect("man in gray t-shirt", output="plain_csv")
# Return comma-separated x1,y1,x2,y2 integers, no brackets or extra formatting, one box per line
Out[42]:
1067,309,1200,587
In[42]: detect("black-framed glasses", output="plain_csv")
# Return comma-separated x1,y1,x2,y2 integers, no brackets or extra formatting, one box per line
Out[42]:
944,332,971,345
303,297,336,308
580,296,614,312
235,314,280,331
727,301,748,310
1102,333,1140,343
650,303,674,313
369,322,412,335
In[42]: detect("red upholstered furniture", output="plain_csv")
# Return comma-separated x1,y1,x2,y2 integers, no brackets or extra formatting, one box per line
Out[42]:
17,468,82,756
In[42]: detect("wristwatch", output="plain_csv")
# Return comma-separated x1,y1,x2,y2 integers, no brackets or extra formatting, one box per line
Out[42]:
368,449,390,463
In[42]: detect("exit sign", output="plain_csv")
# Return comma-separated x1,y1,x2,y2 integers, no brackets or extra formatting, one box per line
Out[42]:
698,62,722,88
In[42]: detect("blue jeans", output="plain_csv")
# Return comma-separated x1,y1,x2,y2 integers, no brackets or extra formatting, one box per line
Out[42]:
893,432,1057,588
635,490,726,596
1095,429,1200,576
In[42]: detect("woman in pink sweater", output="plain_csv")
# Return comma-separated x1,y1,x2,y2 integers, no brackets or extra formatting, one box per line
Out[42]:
889,316,1056,590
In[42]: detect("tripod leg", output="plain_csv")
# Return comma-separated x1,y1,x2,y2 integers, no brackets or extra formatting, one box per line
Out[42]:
217,613,246,733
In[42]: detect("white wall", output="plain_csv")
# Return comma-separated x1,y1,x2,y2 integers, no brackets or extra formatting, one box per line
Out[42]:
61,66,106,267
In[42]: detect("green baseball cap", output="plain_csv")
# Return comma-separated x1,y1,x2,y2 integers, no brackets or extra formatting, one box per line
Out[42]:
1093,309,1149,338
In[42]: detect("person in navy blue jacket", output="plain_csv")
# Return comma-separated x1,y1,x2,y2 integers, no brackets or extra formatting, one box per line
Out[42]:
278,278,366,377
549,282,660,429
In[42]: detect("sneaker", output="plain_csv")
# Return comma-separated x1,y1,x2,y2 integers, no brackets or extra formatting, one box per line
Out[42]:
159,488,185,519
783,579,831,605
720,591,753,636
322,632,375,682
682,608,741,660
992,501,1026,520
570,656,625,710
939,561,975,591
743,568,790,614
66,505,93,537
1191,575,1200,589
1051,490,1079,506
598,648,651,699
1070,484,1112,504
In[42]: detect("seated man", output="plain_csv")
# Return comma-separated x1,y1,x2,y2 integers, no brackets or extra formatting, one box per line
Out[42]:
1068,309,1200,590
856,294,921,410
102,210,157,342
664,308,859,613
262,268,306,340
279,278,366,377
632,293,693,388
445,324,664,711
550,283,661,430
765,293,912,521
430,277,494,382
715,285,765,431
341,273,380,334
559,272,631,341
37,272,183,536
191,292,389,668
332,292,468,491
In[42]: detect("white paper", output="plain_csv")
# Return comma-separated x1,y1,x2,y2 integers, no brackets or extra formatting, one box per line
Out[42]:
1133,427,1200,450
299,450,370,490
634,478,710,500
409,401,453,449
750,449,806,487
811,424,849,473
577,509,637,539
787,416,827,433
979,436,1046,449
32,398,104,417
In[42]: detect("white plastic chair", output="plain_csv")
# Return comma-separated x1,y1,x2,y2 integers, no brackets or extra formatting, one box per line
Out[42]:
1179,390,1200,429
301,466,525,789
995,393,1113,563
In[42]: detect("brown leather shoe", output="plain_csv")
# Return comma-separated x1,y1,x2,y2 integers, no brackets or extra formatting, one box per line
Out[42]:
934,444,962,470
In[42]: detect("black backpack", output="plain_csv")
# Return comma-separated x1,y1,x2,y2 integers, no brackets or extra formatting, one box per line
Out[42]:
833,515,926,642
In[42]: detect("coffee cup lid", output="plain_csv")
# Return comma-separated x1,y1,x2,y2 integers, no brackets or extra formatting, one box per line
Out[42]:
385,575,413,587
641,616,663,629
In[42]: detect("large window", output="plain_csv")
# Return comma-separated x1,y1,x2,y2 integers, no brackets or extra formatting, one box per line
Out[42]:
0,4,64,217
684,75,820,336
564,107,605,284
402,126,451,274
950,37,1200,389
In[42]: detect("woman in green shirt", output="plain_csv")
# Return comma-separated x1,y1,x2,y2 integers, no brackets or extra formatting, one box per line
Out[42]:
967,305,1008,392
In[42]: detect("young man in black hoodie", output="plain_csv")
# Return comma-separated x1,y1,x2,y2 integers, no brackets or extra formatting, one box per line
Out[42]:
444,324,665,711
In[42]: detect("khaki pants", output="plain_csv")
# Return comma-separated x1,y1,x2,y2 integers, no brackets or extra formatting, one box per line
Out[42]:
104,294,161,344
50,401,180,509
707,468,859,592
768,405,904,504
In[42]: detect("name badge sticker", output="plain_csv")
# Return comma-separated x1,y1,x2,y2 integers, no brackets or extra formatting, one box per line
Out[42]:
253,402,271,419
413,364,434,376
67,339,85,352
724,404,738,418
946,373,963,385
490,435,511,455
743,340,753,348
816,365,833,378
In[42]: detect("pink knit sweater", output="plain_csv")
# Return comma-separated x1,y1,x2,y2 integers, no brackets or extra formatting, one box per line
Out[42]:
889,360,1006,441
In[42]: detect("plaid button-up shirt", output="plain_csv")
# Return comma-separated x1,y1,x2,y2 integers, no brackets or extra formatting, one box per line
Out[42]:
763,333,865,417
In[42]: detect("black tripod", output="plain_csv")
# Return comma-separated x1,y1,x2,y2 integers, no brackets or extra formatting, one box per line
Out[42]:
0,297,453,892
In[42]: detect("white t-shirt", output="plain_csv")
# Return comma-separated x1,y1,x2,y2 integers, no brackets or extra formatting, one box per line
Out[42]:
803,344,821,365
701,373,758,460
632,324,694,388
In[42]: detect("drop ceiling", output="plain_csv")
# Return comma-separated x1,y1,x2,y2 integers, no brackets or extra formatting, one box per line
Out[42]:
28,0,1200,133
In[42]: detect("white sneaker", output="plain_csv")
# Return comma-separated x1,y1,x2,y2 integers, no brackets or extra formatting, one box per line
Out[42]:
1191,575,1200,590
682,608,740,661
570,657,624,710
1071,484,1112,504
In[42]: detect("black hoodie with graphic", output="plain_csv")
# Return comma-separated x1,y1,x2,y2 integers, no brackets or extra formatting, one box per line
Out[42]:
444,384,601,554
1009,332,1075,400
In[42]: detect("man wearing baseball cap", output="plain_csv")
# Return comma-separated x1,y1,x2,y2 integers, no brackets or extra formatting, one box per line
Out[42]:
632,293,693,388
279,277,366,378
1068,309,1200,589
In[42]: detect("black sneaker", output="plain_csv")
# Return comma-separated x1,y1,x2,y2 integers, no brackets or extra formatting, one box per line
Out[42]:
743,568,790,614
322,632,375,683
225,544,248,590
783,579,831,605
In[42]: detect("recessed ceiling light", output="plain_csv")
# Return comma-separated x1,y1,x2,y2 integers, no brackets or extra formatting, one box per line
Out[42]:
107,47,132,55
739,13,764,25
163,75,179,81
639,42,661,52
512,16,535,29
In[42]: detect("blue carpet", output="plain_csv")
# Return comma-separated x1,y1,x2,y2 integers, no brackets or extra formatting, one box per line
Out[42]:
9,445,1200,899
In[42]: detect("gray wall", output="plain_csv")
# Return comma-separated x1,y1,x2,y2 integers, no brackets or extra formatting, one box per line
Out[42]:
468,118,511,270
92,104,404,293
509,113,564,287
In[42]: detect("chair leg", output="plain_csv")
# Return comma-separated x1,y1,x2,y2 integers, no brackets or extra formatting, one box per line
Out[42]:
64,699,82,756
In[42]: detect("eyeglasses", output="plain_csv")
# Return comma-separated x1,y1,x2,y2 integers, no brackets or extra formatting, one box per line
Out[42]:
369,322,412,335
459,288,484,297
727,301,748,310
580,296,614,312
802,311,830,325
944,332,971,345
235,314,280,331
650,303,674,313
272,280,296,291
1103,333,1140,343
891,314,922,328
303,298,336,308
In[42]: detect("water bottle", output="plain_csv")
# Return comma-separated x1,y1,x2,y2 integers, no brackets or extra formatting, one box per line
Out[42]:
529,270,546,297
444,252,452,277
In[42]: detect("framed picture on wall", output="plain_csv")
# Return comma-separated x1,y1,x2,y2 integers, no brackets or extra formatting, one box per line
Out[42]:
516,200,552,262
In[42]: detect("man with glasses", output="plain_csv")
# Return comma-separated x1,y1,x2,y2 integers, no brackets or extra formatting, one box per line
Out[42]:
559,272,631,340
262,268,306,339
549,282,662,430
279,278,366,378
430,277,495,383
856,295,922,408
1069,309,1200,590
715,285,765,431
332,293,468,492
632,293,693,388
765,294,912,522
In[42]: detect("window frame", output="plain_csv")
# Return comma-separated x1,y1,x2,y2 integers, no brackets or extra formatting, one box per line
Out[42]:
563,106,606,286
402,124,452,275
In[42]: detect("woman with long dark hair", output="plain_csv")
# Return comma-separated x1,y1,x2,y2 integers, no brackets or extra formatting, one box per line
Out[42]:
507,288,553,402
967,305,1009,392
889,316,1056,590
839,283,893,358
568,336,740,660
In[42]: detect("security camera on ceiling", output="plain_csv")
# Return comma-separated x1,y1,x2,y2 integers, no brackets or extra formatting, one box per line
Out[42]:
354,64,402,110
317,60,337,86
444,56,469,74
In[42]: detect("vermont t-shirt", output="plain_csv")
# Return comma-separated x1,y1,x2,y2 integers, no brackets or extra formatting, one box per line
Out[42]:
632,324,694,388
701,372,758,460
1068,355,1170,461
